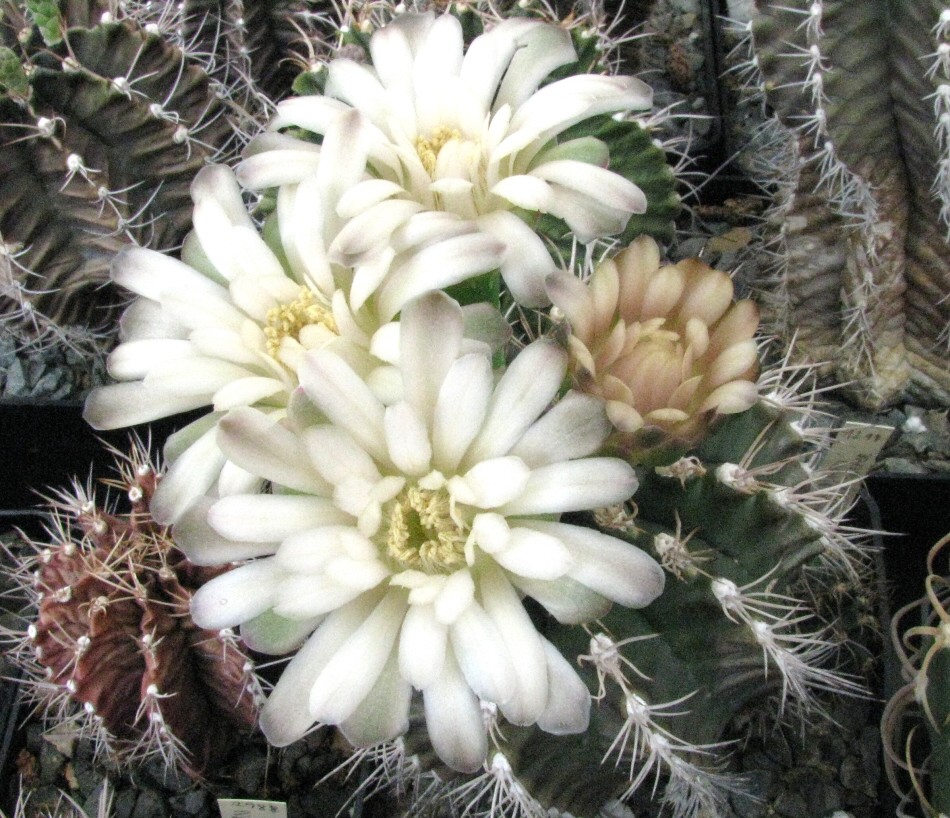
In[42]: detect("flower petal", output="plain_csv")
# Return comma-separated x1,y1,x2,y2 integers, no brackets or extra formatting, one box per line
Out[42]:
520,521,665,609
498,457,638,516
218,407,330,494
299,350,388,464
308,590,408,724
339,649,412,746
174,498,278,566
537,637,591,735
208,495,351,542
400,291,465,425
384,401,433,477
464,339,567,464
479,563,548,725
423,648,486,773
399,602,447,689
476,210,554,307
190,558,282,630
431,353,493,474
449,601,516,706
510,391,611,467
448,456,530,509
259,590,384,746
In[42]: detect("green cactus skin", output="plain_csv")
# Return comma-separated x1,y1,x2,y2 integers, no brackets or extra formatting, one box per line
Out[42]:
732,0,950,410
0,0,328,344
884,532,950,817
0,442,264,777
346,371,871,818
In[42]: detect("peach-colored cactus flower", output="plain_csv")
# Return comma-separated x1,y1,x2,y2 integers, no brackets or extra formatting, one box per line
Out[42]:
546,235,760,455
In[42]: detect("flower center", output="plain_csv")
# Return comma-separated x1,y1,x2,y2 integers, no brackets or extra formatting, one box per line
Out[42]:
263,287,337,359
384,485,467,573
415,126,462,176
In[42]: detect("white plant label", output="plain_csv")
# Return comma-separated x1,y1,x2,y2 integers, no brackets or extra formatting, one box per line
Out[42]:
218,799,287,818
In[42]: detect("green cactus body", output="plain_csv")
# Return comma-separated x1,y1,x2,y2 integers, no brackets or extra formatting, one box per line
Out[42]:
736,0,950,409
0,0,327,350
363,389,869,818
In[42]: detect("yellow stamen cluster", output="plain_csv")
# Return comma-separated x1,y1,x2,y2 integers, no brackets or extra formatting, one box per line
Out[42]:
263,287,337,359
415,126,462,176
384,485,467,573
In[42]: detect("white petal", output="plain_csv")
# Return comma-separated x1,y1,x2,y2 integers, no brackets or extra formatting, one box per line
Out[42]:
498,457,638,516
490,175,554,211
449,602,516,706
83,382,208,429
509,573,611,625
532,160,647,215
508,74,652,146
431,353,493,474
217,407,330,494
275,526,376,573
308,590,407,724
337,178,406,219
259,590,384,746
317,108,371,207
212,376,286,411
111,245,225,302
476,211,554,308
520,521,665,609
385,401,433,477
190,558,282,629
174,498,278,565
494,22,575,111
329,198,423,263
106,339,194,380
281,179,335,296
423,648,486,773
434,569,475,625
510,391,610,467
191,164,254,225
325,58,388,123
302,425,382,486
399,603,447,689
269,95,352,136
479,564,548,726
272,573,369,618
464,340,567,464
492,527,572,580
240,610,325,655
151,423,226,525
339,649,412,746
375,233,505,321
536,637,591,734
400,291,465,425
299,350,389,464
208,495,352,542
448,456,530,509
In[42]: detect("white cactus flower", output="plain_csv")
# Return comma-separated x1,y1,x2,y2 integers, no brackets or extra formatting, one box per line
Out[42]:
83,165,507,524
180,292,665,773
237,12,653,312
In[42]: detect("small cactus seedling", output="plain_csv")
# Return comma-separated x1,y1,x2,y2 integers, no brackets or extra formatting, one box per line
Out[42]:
1,440,264,777
883,532,950,818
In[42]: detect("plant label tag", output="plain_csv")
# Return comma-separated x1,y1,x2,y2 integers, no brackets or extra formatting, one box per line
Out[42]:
822,421,894,478
218,799,288,818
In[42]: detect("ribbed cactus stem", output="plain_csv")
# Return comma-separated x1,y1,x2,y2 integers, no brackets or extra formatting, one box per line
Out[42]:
1,441,263,776
732,0,950,407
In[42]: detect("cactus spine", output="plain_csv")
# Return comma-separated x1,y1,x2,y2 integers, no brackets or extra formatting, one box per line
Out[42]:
729,0,950,409
1,441,264,777
883,532,950,817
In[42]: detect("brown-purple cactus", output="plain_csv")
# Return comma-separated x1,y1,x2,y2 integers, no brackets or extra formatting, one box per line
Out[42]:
3,441,263,777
